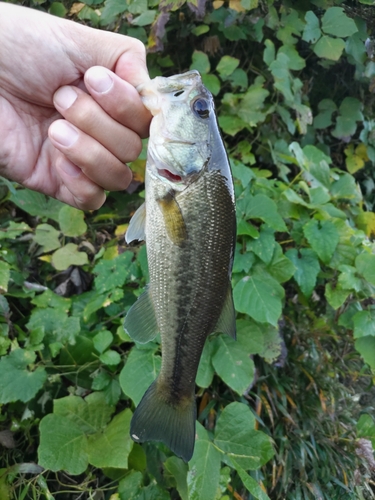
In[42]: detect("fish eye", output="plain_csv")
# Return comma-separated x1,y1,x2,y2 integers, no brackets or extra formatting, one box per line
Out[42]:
193,98,210,119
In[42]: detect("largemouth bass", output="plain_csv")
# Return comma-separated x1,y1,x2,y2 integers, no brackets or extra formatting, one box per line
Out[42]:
124,70,236,462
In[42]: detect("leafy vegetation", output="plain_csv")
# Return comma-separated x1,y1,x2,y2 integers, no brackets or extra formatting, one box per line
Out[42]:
1,0,375,498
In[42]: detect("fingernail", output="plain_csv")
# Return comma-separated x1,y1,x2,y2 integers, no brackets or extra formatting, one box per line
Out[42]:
59,157,81,177
86,67,113,94
54,86,77,110
50,121,79,147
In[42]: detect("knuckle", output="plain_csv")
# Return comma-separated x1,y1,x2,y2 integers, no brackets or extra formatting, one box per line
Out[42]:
127,37,146,56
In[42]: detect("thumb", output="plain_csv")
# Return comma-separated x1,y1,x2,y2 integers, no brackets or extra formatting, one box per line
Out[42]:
65,21,150,88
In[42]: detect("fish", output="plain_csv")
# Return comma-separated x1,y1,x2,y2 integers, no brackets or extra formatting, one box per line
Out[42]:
124,70,236,462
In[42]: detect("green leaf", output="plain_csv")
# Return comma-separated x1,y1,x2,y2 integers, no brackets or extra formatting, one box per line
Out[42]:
119,347,161,405
238,82,270,127
196,340,215,388
231,458,271,499
331,173,361,200
100,0,128,24
187,423,221,500
59,206,87,237
0,349,47,404
52,243,88,271
0,260,10,293
118,471,143,499
214,402,274,470
31,289,71,310
99,350,121,366
132,10,156,26
353,310,375,338
218,115,246,136
247,226,275,265
0,221,31,240
338,265,362,292
278,45,305,70
302,11,321,43
233,268,284,326
34,223,61,253
357,414,375,448
190,50,210,74
236,319,281,361
325,283,349,309
355,336,375,369
165,456,189,500
216,56,240,78
49,2,67,17
267,243,296,283
241,194,287,232
94,251,133,292
201,74,220,96
285,248,320,297
27,308,80,347
321,7,358,38
10,189,64,221
332,98,363,139
263,39,275,65
211,335,255,395
314,99,337,129
303,220,339,264
192,25,210,36
87,410,133,468
54,392,114,434
93,330,113,354
38,414,88,475
355,253,375,285
314,36,346,61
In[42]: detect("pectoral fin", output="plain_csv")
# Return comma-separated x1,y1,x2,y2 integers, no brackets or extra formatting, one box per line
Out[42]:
124,286,159,344
157,192,187,246
125,203,146,243
214,285,236,339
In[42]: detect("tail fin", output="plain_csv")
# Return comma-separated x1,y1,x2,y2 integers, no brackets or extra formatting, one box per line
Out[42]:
130,379,196,462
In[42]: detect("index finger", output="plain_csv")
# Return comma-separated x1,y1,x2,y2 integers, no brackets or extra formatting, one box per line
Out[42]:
84,66,151,138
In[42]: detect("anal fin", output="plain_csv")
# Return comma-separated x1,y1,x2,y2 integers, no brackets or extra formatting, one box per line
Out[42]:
125,203,146,244
124,286,159,344
214,285,236,339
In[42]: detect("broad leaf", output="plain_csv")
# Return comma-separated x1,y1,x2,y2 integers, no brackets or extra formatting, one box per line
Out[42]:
211,335,255,395
303,219,339,264
214,402,274,469
0,349,47,404
59,206,87,237
233,268,284,326
321,7,358,38
38,414,88,475
52,243,88,271
87,409,133,468
187,423,221,500
120,347,161,405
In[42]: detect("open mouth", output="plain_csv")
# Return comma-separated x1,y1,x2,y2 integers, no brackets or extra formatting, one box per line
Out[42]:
158,168,182,183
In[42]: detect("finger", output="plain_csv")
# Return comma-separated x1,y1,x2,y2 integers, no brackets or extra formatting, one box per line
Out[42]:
53,85,143,162
114,39,150,88
54,155,106,210
84,66,151,138
48,119,133,191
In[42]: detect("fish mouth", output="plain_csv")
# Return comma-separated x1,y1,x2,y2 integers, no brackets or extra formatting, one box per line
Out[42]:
157,168,183,183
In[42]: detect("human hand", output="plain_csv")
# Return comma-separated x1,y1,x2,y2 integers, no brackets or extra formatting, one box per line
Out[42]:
0,3,151,210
